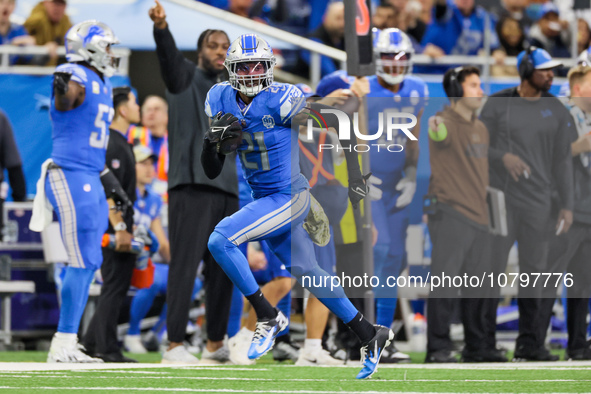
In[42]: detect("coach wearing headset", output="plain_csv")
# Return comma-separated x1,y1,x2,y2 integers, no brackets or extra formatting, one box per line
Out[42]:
479,47,575,361
426,66,504,363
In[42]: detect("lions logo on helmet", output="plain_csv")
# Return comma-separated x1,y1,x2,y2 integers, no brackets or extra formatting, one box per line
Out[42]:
373,28,414,85
225,34,276,97
65,20,120,77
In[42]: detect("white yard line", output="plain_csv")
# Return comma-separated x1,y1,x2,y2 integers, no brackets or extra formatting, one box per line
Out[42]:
0,361,589,373
0,388,559,394
0,363,265,372
0,375,589,383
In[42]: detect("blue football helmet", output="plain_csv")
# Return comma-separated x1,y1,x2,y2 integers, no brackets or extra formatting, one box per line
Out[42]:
578,46,591,66
373,28,414,85
225,34,276,97
65,20,120,77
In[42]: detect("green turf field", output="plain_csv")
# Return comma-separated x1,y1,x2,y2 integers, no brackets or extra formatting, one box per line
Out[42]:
0,351,589,393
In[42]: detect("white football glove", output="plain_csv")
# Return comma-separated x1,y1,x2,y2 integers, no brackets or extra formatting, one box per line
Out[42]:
367,174,383,201
395,178,416,208
395,166,417,208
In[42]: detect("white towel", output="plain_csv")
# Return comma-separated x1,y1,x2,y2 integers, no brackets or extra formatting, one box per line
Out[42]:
29,159,54,232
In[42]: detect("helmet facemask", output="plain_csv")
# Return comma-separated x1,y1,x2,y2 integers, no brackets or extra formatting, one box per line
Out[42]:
225,34,276,97
86,41,120,77
376,51,412,85
226,58,276,97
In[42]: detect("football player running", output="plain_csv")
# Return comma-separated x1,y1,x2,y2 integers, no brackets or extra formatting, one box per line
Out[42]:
202,34,394,379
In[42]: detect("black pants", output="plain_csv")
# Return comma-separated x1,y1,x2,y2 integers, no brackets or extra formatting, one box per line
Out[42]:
539,223,591,352
335,242,365,357
426,209,495,354
83,247,136,355
485,204,551,352
167,185,238,343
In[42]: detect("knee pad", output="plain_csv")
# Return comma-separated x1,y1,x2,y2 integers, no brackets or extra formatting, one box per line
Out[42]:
208,230,233,258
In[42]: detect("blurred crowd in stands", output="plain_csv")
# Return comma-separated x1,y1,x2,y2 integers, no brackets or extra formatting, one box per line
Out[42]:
2,0,590,76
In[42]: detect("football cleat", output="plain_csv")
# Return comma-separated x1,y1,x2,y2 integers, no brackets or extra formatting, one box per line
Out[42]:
303,194,330,246
47,334,103,363
247,310,288,360
356,325,394,379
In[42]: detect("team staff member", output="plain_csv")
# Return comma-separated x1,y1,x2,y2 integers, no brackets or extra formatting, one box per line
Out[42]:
0,110,26,238
149,0,238,363
479,47,575,361
538,65,591,360
426,67,505,363
83,86,138,363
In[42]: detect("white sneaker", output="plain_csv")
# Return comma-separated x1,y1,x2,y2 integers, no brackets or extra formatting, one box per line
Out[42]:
296,347,343,366
124,335,147,354
229,328,255,365
161,345,199,364
201,344,231,365
47,333,103,363
273,341,300,362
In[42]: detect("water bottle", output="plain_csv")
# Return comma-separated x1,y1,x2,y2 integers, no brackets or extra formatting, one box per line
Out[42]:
101,234,148,270
410,313,427,352
101,234,145,254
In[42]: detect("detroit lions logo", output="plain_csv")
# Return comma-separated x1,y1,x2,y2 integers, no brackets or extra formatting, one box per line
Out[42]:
82,25,105,46
262,115,275,129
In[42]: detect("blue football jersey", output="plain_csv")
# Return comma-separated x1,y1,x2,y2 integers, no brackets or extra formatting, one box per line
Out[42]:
134,186,163,230
235,154,254,206
205,82,307,197
559,81,570,98
366,75,428,185
50,63,114,173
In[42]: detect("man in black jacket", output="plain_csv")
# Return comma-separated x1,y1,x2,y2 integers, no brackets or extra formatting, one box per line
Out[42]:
0,110,26,238
479,47,575,361
149,0,238,364
83,86,138,363
538,65,591,360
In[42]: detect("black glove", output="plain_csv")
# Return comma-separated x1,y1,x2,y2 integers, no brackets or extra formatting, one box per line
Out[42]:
100,168,133,213
348,173,372,209
53,71,72,95
203,111,243,152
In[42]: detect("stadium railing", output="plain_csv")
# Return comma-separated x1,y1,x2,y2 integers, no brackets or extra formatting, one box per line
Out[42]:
0,46,131,76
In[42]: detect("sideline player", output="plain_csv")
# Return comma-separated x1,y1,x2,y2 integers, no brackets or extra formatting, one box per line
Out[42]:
369,29,426,355
32,20,128,362
203,34,394,379
315,28,426,363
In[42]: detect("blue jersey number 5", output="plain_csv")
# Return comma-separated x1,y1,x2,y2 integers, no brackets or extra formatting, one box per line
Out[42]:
90,103,113,149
